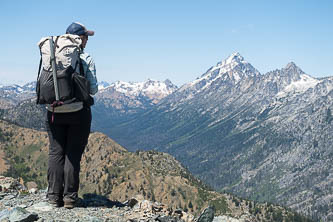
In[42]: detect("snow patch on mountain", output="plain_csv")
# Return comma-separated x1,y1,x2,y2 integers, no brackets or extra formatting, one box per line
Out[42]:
98,81,111,90
277,74,320,97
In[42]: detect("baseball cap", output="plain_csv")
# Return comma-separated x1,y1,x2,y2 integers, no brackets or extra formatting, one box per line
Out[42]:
66,22,95,36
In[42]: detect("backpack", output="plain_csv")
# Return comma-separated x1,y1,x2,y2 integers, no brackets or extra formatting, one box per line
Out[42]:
36,34,93,107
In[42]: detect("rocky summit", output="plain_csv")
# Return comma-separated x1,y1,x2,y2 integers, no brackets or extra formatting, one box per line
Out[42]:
0,175,310,222
0,176,195,222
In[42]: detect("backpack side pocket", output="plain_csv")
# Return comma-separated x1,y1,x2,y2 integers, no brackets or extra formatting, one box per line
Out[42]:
72,73,94,106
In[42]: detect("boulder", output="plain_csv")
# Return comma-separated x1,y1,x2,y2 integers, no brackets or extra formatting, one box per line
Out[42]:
196,206,214,222
8,207,38,222
26,182,38,190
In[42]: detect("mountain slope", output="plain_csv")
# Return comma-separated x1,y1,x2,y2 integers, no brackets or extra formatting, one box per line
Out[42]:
103,53,333,221
1,99,46,131
0,120,312,221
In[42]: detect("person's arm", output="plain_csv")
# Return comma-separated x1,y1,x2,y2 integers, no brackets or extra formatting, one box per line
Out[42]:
80,52,98,95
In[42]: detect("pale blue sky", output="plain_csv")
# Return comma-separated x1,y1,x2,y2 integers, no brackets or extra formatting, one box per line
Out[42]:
1,0,332,86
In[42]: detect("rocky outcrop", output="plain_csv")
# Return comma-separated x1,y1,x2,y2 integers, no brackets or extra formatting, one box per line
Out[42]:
0,176,203,222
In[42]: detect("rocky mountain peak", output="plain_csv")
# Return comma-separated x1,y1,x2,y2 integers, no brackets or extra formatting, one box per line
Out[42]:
223,52,244,65
206,52,260,83
214,52,247,71
264,61,310,94
283,62,305,76
281,62,306,84
181,53,259,94
285,62,297,69
164,79,174,87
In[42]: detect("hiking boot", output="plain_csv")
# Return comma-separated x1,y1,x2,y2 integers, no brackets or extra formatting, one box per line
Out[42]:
64,200,75,209
48,199,64,208
63,196,80,209
47,194,64,208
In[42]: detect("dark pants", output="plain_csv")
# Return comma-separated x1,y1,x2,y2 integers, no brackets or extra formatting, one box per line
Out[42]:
45,107,91,201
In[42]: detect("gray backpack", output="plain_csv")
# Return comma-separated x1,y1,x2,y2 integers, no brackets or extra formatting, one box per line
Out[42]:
36,34,82,105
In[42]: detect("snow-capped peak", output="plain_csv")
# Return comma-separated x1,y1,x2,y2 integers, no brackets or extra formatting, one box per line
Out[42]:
203,52,257,81
218,52,246,68
184,53,259,93
102,79,178,98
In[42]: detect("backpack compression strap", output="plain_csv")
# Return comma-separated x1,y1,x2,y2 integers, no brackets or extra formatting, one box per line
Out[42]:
49,36,64,123
49,36,60,102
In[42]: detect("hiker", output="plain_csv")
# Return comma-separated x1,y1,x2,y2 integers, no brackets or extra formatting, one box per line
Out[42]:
45,22,98,208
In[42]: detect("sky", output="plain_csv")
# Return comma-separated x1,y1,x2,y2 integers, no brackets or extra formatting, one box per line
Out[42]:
0,0,333,86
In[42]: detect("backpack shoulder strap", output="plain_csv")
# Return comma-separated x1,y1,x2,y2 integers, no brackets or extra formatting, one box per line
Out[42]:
36,56,42,104
37,57,42,80
73,54,84,76
54,36,60,48
79,58,84,76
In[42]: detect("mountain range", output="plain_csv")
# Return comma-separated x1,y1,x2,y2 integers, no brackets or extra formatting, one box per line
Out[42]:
0,82,35,109
0,78,177,131
0,52,332,221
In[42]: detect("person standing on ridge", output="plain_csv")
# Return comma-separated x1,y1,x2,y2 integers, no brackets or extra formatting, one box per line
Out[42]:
46,22,98,209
